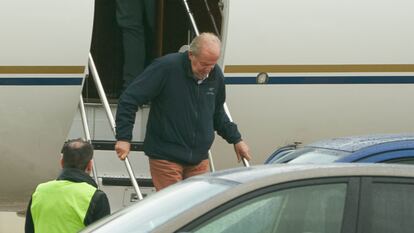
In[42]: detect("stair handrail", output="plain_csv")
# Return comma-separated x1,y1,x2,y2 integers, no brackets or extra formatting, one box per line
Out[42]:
203,0,220,36
78,95,101,189
223,105,250,167
182,0,250,168
88,53,143,200
183,0,200,36
183,0,217,172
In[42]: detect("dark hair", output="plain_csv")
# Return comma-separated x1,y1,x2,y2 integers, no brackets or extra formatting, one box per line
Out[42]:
61,138,93,170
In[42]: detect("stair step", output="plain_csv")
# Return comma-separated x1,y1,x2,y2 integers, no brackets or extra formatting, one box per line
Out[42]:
101,176,153,187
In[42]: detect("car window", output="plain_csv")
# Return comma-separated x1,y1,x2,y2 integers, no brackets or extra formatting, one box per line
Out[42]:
277,148,348,164
190,183,347,233
265,149,295,164
264,144,298,164
356,150,414,165
382,158,414,164
360,178,414,233
81,180,234,233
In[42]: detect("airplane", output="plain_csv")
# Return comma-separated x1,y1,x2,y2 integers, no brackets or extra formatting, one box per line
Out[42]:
1,0,414,214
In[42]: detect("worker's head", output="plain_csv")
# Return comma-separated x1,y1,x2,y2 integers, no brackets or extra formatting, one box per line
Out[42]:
189,32,221,80
61,138,94,172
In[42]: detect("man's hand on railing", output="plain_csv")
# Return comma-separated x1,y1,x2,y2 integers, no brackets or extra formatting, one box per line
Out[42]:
234,140,252,163
115,140,131,160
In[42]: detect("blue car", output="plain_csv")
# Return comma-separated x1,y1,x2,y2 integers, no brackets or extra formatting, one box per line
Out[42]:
265,134,414,165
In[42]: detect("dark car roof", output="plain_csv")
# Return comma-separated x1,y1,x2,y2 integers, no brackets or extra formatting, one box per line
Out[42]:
306,133,414,152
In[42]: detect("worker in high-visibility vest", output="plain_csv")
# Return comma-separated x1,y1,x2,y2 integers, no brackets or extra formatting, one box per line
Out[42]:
25,138,110,233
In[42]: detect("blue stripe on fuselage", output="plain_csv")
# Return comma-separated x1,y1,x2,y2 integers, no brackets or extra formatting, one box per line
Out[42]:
0,78,83,85
224,76,414,85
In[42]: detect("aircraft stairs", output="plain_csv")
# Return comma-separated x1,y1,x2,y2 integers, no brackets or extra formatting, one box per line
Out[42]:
68,54,155,212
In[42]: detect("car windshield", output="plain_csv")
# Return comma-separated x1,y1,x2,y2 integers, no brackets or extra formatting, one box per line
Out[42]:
81,179,235,233
273,147,349,164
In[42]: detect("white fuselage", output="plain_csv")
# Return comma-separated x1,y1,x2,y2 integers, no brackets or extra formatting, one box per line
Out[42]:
0,0,94,211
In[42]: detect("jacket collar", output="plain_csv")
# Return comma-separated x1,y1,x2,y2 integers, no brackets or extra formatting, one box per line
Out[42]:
57,168,98,188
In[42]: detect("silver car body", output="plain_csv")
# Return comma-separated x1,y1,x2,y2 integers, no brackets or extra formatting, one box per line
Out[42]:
81,164,414,233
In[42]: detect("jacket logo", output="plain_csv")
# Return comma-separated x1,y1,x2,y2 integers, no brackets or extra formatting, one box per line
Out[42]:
206,87,215,95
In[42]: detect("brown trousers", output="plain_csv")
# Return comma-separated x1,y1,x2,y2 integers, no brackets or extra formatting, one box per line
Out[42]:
149,159,210,191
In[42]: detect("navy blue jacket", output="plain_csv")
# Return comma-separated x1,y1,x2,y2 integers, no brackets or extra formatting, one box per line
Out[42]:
115,52,242,165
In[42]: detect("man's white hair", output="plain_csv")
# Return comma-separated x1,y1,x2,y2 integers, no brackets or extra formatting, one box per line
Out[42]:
189,32,221,56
